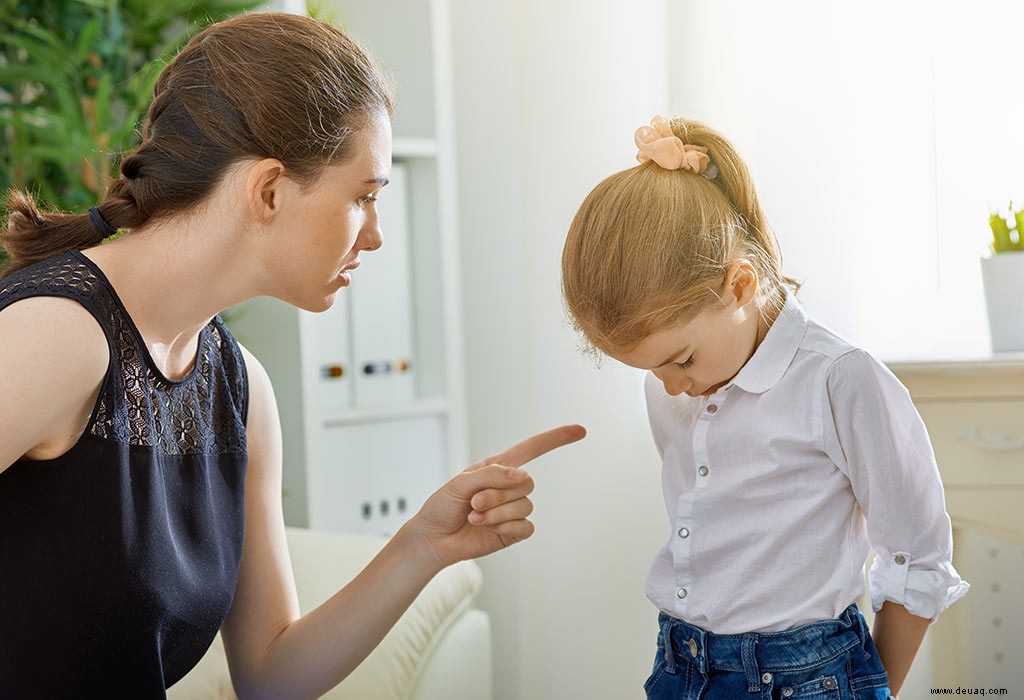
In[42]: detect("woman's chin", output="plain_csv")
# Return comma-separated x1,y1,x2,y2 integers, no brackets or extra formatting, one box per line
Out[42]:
290,289,339,314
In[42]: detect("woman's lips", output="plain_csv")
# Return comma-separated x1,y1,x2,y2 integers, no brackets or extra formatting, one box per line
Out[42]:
337,260,360,286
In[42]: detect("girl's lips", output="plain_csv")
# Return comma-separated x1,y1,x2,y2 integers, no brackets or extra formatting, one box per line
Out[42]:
696,382,725,397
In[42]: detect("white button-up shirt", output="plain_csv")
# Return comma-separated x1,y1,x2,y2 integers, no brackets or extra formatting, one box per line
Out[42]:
644,294,969,633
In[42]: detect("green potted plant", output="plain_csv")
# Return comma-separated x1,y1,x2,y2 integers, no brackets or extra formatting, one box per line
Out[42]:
0,0,262,267
982,202,1024,352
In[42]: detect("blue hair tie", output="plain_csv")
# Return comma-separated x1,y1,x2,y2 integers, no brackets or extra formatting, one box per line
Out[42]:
88,206,117,237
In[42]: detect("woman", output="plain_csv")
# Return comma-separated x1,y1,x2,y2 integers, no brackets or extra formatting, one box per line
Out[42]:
0,12,584,698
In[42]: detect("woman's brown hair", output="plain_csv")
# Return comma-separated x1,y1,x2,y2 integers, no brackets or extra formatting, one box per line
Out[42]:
561,117,800,356
1,12,395,277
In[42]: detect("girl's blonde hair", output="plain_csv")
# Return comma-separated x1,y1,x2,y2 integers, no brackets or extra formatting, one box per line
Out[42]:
561,117,799,355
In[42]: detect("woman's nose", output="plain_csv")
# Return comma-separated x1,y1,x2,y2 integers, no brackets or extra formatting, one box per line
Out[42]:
361,216,383,251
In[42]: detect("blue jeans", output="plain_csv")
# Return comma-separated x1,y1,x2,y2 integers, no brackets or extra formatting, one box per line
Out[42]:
645,604,892,700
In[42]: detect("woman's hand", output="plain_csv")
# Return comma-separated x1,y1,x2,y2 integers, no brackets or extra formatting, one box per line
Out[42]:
401,424,586,570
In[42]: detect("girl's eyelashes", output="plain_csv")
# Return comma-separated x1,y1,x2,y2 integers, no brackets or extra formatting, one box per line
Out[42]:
675,356,695,368
358,193,378,204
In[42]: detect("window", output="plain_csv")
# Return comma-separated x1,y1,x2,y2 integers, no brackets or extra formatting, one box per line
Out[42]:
669,0,1020,358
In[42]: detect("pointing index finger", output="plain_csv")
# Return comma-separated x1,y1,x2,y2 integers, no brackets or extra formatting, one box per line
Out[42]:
472,424,586,470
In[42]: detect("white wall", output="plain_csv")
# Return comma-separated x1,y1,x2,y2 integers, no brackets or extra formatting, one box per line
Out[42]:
450,1,671,698
667,0,1020,361
449,2,1014,698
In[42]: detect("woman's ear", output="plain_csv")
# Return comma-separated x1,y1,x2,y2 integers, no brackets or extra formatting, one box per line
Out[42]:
245,158,287,223
723,259,759,307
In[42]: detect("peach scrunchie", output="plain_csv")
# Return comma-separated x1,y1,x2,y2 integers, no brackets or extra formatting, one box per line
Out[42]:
634,115,716,178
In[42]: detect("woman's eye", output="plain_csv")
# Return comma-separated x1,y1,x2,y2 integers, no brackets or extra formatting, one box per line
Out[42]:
675,356,694,368
359,193,378,205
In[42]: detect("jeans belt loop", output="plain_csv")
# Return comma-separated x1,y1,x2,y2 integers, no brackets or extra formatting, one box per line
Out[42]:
661,619,679,675
695,629,709,674
741,634,762,693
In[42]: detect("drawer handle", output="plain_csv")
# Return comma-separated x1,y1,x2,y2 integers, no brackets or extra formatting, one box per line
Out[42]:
960,427,1024,452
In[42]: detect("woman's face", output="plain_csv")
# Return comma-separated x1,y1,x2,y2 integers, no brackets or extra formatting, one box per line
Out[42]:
262,113,393,311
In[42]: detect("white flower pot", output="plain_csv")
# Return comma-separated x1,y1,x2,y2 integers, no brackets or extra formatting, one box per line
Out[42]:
980,251,1024,352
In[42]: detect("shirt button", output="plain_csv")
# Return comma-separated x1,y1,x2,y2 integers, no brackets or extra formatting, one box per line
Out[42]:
706,404,718,414
676,587,688,599
895,554,907,565
823,677,837,691
761,672,772,685
697,465,709,477
678,527,690,538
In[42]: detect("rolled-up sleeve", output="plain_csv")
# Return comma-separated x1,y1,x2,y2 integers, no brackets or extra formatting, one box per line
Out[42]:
822,349,969,621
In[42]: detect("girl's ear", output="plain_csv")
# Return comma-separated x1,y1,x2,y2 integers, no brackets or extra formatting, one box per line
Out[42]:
724,259,759,307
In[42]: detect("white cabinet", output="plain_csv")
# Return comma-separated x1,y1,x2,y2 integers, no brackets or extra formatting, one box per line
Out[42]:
887,355,1024,689
230,0,467,536
315,417,446,536
348,163,415,409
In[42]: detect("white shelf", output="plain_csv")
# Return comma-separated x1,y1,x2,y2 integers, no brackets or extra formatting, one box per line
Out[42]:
321,398,449,427
230,0,468,533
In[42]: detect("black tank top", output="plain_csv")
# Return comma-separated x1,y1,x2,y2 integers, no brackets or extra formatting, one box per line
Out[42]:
0,250,248,697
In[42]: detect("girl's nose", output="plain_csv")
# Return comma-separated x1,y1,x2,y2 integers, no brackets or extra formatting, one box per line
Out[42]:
662,378,691,396
653,368,691,396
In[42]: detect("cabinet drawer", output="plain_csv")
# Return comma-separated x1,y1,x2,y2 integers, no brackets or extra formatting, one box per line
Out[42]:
944,488,1024,541
917,401,1024,487
313,416,447,536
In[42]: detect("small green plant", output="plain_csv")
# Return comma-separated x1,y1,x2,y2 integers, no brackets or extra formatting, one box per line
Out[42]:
988,202,1024,253
0,0,262,266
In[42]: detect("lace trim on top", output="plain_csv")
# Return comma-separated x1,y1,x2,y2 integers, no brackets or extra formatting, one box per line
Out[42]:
0,252,248,455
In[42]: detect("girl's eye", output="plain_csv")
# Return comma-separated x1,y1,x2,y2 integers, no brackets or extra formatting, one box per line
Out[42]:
359,193,378,205
675,356,694,368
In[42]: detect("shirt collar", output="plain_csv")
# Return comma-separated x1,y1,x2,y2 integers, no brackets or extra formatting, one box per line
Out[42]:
729,293,808,395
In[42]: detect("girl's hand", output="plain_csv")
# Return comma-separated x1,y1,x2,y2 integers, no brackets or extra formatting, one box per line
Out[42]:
401,424,586,570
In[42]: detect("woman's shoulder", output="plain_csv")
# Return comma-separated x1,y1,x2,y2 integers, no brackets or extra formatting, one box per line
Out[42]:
0,251,111,368
0,293,107,349
0,295,109,469
0,293,109,378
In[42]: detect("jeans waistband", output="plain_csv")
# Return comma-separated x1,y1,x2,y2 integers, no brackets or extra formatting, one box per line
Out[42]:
656,604,867,693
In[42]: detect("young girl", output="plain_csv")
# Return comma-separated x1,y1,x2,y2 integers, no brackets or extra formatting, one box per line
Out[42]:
561,116,967,700
0,13,584,697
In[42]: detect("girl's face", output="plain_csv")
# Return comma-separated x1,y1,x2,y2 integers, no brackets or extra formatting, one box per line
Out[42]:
611,267,766,397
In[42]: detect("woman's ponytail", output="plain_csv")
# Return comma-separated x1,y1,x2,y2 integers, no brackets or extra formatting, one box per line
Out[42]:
1,190,106,277
2,175,146,278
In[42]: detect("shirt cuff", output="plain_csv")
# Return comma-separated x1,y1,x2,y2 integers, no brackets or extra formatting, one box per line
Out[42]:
869,551,970,622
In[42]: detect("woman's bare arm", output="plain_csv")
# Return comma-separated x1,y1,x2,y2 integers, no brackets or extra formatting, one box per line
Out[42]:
222,345,584,699
0,297,108,473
